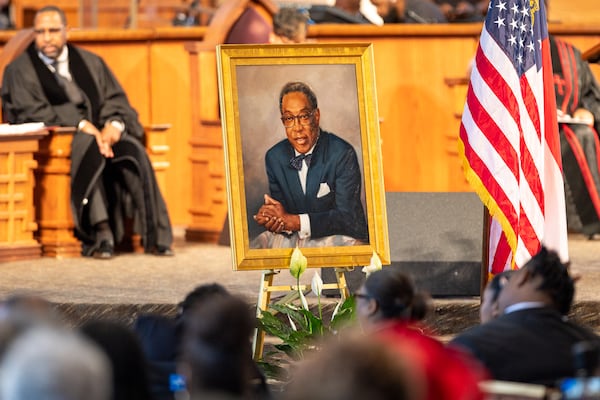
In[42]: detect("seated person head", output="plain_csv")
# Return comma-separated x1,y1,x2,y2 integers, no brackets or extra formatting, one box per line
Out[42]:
370,0,405,21
355,268,431,328
177,283,230,317
496,246,574,315
284,333,423,400
80,320,153,400
33,5,68,61
480,270,515,323
177,295,255,398
271,7,309,43
0,326,112,400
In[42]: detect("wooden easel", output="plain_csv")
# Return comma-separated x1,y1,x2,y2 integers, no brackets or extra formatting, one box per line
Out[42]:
252,268,351,360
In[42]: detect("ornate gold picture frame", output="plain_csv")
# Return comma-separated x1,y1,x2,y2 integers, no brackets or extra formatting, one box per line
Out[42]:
217,43,389,270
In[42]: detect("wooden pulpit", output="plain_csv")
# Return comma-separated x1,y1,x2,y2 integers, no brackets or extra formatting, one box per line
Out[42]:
0,127,47,262
34,127,82,258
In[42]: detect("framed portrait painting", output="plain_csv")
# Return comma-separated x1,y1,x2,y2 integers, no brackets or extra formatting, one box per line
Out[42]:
217,43,389,271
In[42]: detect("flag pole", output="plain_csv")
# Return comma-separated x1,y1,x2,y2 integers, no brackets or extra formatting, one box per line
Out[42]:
480,207,490,298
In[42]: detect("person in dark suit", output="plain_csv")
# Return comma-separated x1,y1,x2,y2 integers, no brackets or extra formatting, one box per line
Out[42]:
450,247,600,386
370,0,448,23
252,81,368,248
309,0,372,24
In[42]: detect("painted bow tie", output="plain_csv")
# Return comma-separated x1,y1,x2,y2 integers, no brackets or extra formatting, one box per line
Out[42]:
290,153,312,170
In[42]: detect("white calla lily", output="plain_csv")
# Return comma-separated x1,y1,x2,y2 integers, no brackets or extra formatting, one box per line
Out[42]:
299,289,309,311
331,300,342,321
311,271,324,297
287,314,297,331
362,251,382,277
289,247,307,279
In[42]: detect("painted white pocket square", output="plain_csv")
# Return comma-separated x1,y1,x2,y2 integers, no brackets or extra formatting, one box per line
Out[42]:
317,183,331,198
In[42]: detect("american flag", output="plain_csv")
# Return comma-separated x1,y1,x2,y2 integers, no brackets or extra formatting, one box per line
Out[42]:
458,0,569,273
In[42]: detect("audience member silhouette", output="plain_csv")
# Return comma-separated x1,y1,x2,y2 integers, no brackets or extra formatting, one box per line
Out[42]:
479,270,515,323
80,320,154,400
283,334,423,400
0,293,60,323
356,268,486,400
134,314,179,400
435,0,488,22
134,283,267,400
309,0,372,24
133,283,230,400
370,0,447,23
178,294,265,399
0,293,64,362
0,326,112,400
450,246,600,386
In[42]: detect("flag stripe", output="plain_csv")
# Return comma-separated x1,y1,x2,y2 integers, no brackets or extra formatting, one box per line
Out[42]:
489,219,512,274
459,0,569,272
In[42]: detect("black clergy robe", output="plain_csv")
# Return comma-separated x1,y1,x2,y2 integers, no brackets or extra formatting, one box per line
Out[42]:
550,36,600,236
1,43,173,253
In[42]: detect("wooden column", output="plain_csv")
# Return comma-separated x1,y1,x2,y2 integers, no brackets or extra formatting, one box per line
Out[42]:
34,128,81,258
144,123,171,194
184,43,228,243
0,130,47,262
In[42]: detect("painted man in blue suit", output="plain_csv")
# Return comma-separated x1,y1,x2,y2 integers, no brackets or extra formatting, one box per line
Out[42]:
252,81,368,248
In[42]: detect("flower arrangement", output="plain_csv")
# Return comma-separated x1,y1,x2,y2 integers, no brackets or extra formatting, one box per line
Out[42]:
255,247,382,381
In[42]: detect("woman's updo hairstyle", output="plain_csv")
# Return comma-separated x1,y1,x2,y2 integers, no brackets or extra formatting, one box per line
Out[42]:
362,268,431,321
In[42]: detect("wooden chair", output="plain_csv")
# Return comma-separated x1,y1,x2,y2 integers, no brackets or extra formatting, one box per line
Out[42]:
582,42,600,64
184,0,277,242
0,30,170,257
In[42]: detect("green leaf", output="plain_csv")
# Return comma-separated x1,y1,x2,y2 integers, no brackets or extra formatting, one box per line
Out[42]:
257,310,293,341
256,288,358,385
271,304,311,333
256,360,290,381
330,296,356,331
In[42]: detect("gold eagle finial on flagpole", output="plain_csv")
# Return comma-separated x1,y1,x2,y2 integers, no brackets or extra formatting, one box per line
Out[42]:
530,0,539,28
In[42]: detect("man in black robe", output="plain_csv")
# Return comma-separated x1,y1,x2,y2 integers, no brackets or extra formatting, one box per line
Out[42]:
550,36,600,238
1,5,173,258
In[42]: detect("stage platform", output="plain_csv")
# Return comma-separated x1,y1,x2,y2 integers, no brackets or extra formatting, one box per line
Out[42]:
0,228,599,336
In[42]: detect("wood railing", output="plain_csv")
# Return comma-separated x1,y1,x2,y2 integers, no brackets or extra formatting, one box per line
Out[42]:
10,0,194,29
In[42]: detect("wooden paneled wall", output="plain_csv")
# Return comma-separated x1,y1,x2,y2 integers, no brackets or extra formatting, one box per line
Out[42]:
0,24,598,230
548,0,599,25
